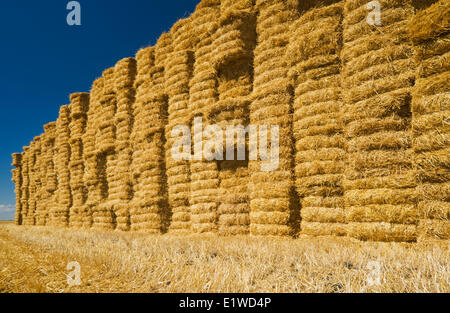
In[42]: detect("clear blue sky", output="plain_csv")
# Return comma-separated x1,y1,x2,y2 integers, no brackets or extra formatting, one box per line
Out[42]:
0,0,200,220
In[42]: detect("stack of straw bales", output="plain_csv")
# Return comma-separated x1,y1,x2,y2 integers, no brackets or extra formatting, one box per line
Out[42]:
287,1,346,236
130,47,159,232
24,139,39,226
20,147,30,225
409,0,449,241
35,134,48,226
341,0,417,242
82,78,104,229
93,68,118,230
134,36,171,234
10,0,449,244
210,0,256,236
11,153,23,225
249,0,299,236
53,105,72,227
43,122,57,226
68,93,90,228
111,57,136,231
129,38,170,233
164,18,195,234
188,0,222,234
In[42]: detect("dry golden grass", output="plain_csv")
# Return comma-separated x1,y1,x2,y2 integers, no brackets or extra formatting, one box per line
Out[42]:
0,223,448,293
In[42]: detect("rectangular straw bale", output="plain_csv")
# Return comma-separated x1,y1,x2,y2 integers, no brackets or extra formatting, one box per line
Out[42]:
171,17,196,52
155,33,173,70
211,1,255,69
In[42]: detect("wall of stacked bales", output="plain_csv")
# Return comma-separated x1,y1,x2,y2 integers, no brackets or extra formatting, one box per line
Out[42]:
10,0,449,243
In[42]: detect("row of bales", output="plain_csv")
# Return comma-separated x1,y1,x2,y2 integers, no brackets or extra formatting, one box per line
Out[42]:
11,0,449,242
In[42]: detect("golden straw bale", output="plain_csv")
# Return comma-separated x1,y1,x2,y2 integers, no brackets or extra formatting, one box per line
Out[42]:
343,6,413,44
155,32,173,68
250,224,291,236
300,222,347,237
195,0,220,10
171,17,196,51
409,0,450,45
414,33,450,61
70,93,89,118
347,222,417,242
417,219,450,241
134,47,154,90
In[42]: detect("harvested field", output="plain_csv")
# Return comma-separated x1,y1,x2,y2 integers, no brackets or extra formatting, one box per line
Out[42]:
0,224,448,293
